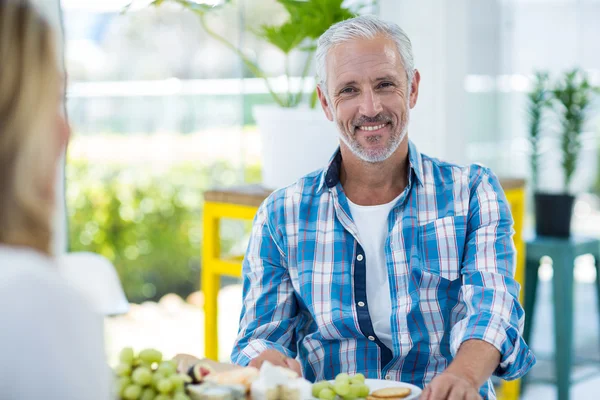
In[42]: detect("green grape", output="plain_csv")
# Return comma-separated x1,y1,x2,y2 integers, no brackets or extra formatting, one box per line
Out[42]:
115,363,132,377
139,348,163,365
351,373,365,383
335,373,350,383
173,393,191,400
174,384,186,394
350,378,362,386
357,383,370,398
169,374,186,389
136,360,153,370
140,387,157,400
156,378,174,394
312,381,332,398
154,395,171,400
152,372,166,387
319,388,336,400
119,347,135,365
122,384,142,400
157,361,177,376
346,384,361,399
333,381,350,397
132,366,153,386
116,377,132,397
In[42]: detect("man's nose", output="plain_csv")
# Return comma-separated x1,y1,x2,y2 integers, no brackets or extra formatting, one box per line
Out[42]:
358,88,383,118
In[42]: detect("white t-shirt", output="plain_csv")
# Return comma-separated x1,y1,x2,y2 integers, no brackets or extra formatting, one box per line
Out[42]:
347,195,401,351
0,245,112,400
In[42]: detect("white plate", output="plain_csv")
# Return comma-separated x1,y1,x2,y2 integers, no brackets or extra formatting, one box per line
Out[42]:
313,378,422,400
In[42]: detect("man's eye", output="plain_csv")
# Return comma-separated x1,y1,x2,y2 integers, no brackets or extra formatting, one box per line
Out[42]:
379,82,394,88
340,87,356,94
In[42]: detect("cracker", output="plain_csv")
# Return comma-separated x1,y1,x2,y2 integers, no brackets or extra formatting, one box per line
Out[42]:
369,386,412,398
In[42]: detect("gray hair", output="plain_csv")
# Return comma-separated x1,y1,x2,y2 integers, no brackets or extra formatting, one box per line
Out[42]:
316,15,415,95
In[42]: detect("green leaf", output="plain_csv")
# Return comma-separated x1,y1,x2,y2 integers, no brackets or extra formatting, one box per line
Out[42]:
255,22,308,54
550,67,598,191
272,0,361,42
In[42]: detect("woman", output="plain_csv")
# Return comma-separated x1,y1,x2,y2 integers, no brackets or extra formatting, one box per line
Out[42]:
0,1,111,399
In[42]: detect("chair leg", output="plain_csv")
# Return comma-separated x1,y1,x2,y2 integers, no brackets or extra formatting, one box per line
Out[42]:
521,258,540,390
594,254,600,354
552,252,575,400
523,258,540,347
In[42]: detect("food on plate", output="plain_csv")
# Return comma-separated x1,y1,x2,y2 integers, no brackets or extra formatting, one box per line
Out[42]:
188,362,215,384
312,372,370,399
187,384,246,400
250,361,311,400
114,347,192,400
203,366,260,392
368,386,412,399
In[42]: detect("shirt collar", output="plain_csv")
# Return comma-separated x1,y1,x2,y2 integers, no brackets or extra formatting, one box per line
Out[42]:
317,139,424,193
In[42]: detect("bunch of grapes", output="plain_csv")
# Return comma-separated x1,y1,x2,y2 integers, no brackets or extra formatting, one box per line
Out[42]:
312,373,370,400
114,347,192,400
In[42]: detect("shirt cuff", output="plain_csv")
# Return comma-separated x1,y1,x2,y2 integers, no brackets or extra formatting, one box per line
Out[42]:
450,311,536,380
231,339,296,367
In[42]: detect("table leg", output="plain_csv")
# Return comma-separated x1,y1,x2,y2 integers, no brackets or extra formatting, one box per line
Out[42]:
523,258,540,349
553,252,574,400
594,254,600,354
202,206,221,361
521,258,540,391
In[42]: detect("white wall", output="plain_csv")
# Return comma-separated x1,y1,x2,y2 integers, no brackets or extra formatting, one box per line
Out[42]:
378,0,471,165
378,0,600,192
495,0,600,192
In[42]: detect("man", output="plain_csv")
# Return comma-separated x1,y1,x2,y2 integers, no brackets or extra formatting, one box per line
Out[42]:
231,15,535,400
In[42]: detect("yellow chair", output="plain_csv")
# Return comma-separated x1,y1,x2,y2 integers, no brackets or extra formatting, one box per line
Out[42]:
202,186,272,361
497,179,526,400
201,180,526,400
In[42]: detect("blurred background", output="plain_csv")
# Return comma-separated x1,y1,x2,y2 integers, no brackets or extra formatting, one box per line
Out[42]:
40,0,600,398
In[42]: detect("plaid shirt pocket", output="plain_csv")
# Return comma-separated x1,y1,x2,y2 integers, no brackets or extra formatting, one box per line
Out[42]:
419,216,467,281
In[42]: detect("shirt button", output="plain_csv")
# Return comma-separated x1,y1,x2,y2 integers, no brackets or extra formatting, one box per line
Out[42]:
385,374,392,380
357,254,364,261
357,301,365,307
368,336,375,341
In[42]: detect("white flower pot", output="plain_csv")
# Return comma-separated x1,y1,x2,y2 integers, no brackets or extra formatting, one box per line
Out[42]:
253,105,339,190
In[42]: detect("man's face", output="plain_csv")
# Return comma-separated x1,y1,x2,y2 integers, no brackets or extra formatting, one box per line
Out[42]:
318,35,420,163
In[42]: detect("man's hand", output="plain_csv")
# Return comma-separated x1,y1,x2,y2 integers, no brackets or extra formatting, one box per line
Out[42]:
421,371,482,400
172,353,201,373
421,339,500,399
248,349,302,376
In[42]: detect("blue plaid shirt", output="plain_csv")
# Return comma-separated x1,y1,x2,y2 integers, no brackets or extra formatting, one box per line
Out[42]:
231,141,535,399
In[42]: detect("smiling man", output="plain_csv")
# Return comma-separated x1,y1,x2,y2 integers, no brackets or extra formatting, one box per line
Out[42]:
231,15,535,400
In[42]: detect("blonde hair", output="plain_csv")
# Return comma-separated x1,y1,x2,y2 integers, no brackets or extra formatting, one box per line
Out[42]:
0,0,61,255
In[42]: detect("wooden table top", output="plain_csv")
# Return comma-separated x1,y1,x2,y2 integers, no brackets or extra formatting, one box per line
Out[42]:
204,178,526,208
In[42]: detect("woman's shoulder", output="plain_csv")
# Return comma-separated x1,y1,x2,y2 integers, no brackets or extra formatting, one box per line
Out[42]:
0,245,96,315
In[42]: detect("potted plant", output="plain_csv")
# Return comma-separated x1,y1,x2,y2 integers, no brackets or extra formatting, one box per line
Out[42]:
135,0,375,189
525,71,552,236
532,68,598,237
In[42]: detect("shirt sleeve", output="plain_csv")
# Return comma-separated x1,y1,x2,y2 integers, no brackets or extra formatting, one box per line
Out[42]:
449,166,536,380
0,272,112,400
230,197,299,366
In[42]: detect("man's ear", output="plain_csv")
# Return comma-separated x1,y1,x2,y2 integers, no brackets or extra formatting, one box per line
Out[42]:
409,69,421,109
317,84,334,121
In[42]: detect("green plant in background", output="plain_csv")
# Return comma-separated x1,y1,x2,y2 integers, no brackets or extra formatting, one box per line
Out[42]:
526,71,552,191
67,160,261,303
137,0,374,108
551,68,598,193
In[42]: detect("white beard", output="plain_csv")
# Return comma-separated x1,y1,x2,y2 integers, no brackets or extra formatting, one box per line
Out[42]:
334,100,410,164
